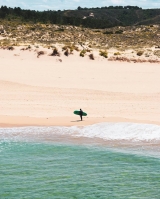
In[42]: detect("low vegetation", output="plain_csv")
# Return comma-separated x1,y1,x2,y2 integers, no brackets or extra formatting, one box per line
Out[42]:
99,50,108,58
64,49,69,56
103,31,113,34
108,56,160,63
0,20,159,50
37,51,45,58
49,48,60,56
137,51,144,56
154,50,160,58
62,45,79,53
89,53,94,60
114,52,121,55
0,13,160,63
8,46,14,50
80,50,86,57
115,30,123,34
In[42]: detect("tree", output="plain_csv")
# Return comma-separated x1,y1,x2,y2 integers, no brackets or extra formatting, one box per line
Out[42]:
14,7,21,15
77,6,82,10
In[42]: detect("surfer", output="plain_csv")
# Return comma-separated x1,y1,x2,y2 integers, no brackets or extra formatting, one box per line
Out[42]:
80,109,83,121
73,109,87,120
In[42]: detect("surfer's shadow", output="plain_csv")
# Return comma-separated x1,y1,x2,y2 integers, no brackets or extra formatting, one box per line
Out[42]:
71,120,83,122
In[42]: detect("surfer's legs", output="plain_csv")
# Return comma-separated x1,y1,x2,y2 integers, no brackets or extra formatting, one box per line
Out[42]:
80,115,82,121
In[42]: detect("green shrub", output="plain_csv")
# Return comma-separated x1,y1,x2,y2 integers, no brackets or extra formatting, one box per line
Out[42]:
80,50,86,57
99,50,108,58
114,52,121,55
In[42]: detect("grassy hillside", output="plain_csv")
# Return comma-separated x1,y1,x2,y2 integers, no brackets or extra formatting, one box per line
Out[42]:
0,6,160,29
61,8,160,26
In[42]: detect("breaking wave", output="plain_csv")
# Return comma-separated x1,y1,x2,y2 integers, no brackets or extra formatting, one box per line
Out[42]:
0,122,160,143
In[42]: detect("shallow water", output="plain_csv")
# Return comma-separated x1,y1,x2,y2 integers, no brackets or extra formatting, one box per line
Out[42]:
0,123,160,198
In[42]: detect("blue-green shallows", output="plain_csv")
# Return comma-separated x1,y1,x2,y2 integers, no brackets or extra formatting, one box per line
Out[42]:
0,141,160,199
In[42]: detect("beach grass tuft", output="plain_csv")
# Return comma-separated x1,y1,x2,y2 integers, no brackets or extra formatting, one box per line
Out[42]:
99,50,108,58
114,52,121,56
80,50,86,57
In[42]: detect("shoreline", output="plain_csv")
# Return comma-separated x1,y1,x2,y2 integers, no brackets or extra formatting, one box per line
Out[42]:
1,117,160,152
0,115,160,128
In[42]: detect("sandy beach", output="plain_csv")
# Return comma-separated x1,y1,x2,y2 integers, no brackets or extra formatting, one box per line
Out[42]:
0,46,160,127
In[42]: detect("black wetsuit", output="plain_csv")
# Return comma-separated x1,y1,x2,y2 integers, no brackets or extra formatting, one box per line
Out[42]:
80,109,83,121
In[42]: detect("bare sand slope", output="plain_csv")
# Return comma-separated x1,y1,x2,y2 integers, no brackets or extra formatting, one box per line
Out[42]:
0,47,160,126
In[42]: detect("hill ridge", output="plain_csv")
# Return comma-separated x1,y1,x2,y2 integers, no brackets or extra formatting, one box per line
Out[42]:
0,6,160,28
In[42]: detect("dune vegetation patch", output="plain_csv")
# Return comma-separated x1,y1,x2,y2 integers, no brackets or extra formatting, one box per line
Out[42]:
99,50,108,58
114,52,121,56
137,51,144,56
108,56,160,63
49,48,60,56
0,18,160,63
37,51,45,58
89,53,95,60
80,50,87,57
154,50,160,58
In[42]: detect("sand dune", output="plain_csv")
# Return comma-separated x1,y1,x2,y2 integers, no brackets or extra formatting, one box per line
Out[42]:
0,46,160,126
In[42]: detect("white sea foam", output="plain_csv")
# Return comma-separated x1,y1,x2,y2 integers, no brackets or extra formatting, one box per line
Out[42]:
0,123,160,143
76,123,160,141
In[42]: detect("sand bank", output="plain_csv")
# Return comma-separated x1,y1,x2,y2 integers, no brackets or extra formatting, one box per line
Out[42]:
0,46,160,127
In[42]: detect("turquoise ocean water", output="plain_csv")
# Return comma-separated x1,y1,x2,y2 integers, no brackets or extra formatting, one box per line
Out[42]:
0,123,160,199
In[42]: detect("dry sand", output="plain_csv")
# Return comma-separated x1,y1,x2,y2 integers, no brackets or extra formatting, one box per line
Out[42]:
0,46,160,127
